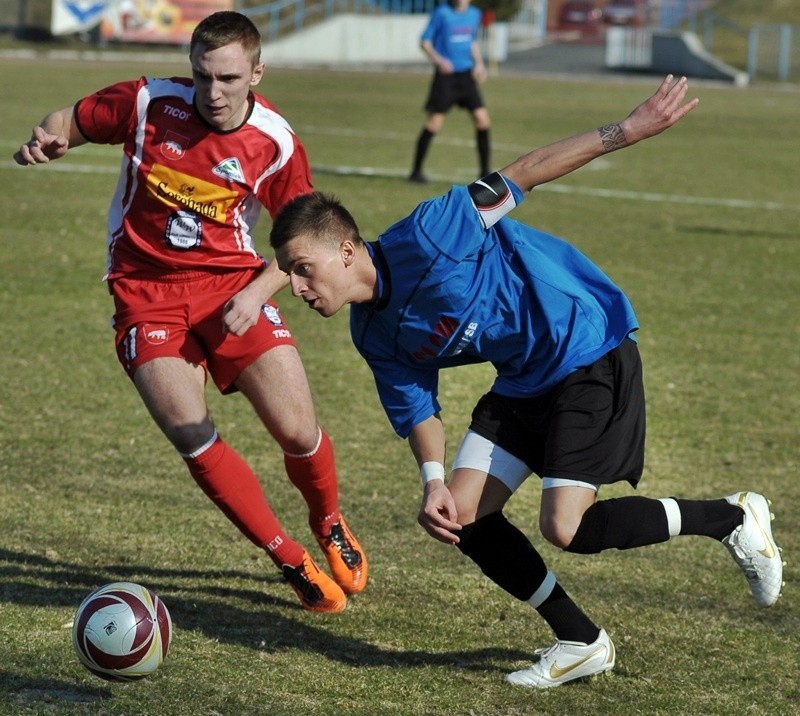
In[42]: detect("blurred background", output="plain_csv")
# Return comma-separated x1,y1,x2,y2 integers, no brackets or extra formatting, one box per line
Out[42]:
2,0,798,85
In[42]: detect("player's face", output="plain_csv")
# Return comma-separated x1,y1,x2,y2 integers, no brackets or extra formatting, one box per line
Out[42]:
190,42,264,131
275,235,352,318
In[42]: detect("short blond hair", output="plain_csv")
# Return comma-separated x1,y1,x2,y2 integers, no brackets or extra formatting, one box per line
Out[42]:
190,11,262,68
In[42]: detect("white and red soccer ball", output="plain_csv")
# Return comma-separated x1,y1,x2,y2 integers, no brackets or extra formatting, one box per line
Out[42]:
72,581,172,681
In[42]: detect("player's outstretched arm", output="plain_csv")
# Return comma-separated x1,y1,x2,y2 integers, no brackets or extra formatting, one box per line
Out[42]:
501,75,699,193
14,107,87,165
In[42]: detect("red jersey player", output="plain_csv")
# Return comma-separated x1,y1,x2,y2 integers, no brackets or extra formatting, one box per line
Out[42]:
14,10,367,613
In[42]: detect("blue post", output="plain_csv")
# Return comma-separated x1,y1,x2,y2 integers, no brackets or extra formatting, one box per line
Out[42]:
746,25,758,79
659,0,682,31
687,0,697,33
703,11,713,52
537,0,548,43
777,24,791,81
270,4,279,41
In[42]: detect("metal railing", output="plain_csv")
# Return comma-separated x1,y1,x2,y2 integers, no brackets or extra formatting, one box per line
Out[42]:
746,23,798,81
700,11,799,82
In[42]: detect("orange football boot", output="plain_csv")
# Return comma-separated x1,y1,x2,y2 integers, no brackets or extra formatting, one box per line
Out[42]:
282,551,347,613
315,516,369,595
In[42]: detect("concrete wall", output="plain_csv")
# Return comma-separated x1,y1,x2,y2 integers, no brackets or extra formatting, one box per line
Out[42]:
651,31,749,86
261,15,428,65
606,27,749,86
261,14,510,66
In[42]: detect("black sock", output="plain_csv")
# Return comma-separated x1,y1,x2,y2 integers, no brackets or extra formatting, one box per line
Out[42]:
411,129,434,175
476,128,490,176
457,511,547,600
675,498,743,540
566,497,671,554
537,583,600,644
457,512,599,643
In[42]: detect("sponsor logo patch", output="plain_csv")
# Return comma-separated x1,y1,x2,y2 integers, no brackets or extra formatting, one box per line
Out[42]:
160,130,188,160
212,157,245,183
165,210,202,250
261,305,283,326
147,163,237,220
142,324,169,345
412,316,460,361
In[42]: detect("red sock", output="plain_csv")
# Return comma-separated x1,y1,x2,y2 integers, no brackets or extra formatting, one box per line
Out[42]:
283,429,340,536
183,434,305,568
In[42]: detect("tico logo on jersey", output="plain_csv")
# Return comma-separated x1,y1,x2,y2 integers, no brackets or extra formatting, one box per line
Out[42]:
160,131,189,160
147,163,237,219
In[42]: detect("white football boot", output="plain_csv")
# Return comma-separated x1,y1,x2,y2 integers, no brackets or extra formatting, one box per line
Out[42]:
722,492,784,607
505,628,615,689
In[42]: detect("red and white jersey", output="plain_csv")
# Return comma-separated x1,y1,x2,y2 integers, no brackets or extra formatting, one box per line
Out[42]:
74,76,313,280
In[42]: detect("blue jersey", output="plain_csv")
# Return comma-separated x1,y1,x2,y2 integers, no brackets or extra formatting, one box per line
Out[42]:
350,176,639,438
421,3,483,72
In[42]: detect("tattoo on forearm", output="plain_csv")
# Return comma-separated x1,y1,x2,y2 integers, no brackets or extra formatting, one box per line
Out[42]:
598,123,627,152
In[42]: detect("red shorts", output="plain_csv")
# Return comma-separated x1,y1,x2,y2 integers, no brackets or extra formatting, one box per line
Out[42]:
111,269,296,394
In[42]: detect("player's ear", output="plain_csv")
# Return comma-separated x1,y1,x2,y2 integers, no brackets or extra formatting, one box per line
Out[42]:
340,239,357,267
250,62,265,85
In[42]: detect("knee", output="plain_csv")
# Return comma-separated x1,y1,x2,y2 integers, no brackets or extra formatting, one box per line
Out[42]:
167,421,216,456
474,109,491,131
539,512,581,551
425,116,444,133
278,424,323,456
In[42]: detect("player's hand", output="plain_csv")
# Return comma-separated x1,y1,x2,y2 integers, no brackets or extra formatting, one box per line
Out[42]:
620,75,699,146
14,126,70,165
418,481,462,545
473,64,488,84
436,58,455,74
222,285,263,336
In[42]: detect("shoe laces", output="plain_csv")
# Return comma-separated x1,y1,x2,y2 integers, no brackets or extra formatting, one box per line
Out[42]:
325,523,362,569
282,561,323,603
532,641,563,661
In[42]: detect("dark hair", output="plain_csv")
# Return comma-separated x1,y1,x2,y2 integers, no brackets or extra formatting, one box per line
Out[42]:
190,11,262,67
270,192,362,250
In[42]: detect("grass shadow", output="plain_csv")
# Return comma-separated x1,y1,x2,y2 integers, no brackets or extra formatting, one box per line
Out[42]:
0,547,531,674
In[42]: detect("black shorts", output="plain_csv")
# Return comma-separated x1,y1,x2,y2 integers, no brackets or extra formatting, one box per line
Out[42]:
468,338,646,487
424,70,485,114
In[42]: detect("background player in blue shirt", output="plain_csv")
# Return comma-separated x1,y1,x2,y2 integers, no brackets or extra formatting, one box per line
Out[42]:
271,76,783,688
409,0,490,183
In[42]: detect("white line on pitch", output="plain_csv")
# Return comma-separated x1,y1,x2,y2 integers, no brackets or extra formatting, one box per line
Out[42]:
313,164,800,212
2,160,797,213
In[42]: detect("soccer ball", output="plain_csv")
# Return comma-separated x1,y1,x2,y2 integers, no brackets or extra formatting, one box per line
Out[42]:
71,581,172,682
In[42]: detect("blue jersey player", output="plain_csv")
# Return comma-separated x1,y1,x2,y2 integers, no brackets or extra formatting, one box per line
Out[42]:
271,76,783,688
409,0,490,183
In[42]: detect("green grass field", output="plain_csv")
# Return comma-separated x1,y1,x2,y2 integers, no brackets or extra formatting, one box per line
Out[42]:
1,52,798,716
